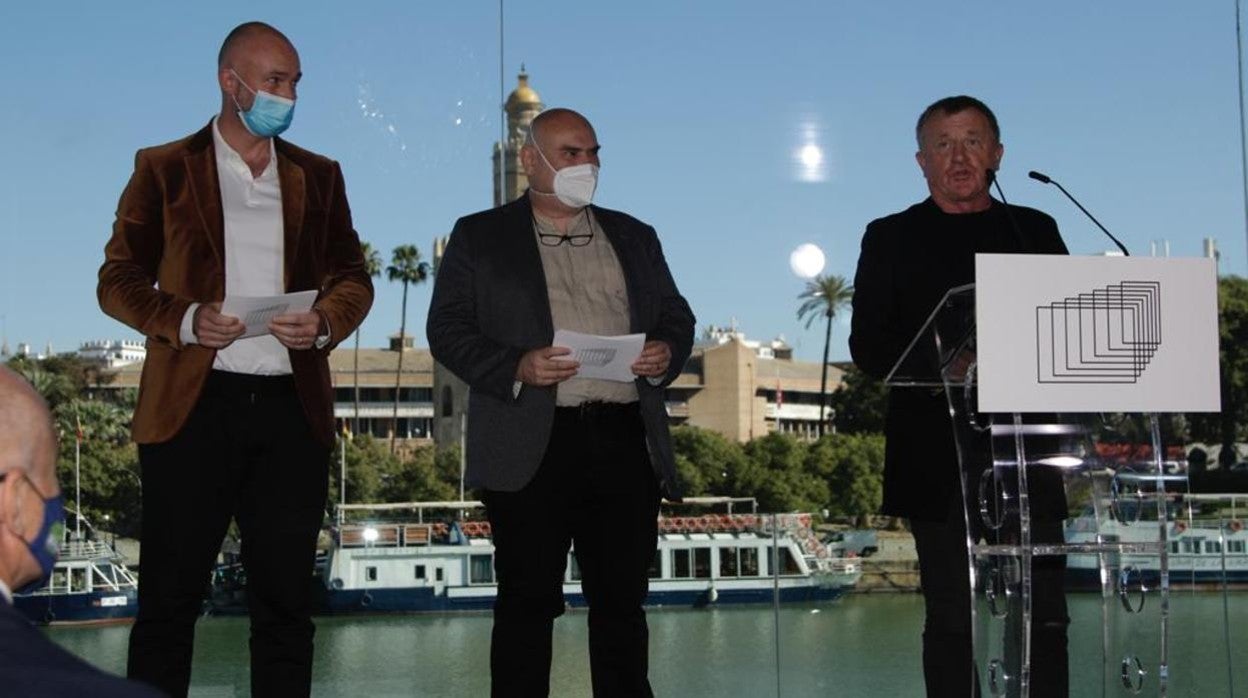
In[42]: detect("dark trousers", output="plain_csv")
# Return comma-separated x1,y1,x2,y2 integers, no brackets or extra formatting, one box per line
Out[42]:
128,371,329,697
911,495,1069,698
483,402,660,698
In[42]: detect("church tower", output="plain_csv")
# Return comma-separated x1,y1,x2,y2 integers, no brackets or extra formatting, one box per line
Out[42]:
492,66,544,205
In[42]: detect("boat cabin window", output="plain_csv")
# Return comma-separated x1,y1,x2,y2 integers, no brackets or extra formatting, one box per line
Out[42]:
767,546,801,575
720,547,739,577
693,548,711,578
672,549,692,578
50,569,68,592
1205,541,1222,554
1170,542,1180,554
415,565,426,580
436,568,444,582
70,568,88,593
1229,540,1246,554
366,566,378,582
648,550,661,579
94,564,117,586
470,554,494,584
740,548,760,577
568,554,583,581
1181,540,1197,554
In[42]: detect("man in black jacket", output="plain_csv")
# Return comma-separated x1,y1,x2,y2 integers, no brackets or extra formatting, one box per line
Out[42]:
427,108,694,697
849,96,1069,697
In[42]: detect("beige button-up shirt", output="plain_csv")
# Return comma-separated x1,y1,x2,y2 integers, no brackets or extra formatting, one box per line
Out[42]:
533,209,639,406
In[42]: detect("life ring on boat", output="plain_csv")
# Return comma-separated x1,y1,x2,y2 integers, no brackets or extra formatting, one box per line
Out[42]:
1174,520,1188,534
816,547,829,559
1230,520,1244,533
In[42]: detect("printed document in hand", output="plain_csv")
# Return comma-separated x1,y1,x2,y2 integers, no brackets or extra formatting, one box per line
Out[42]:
220,290,319,339
552,329,646,382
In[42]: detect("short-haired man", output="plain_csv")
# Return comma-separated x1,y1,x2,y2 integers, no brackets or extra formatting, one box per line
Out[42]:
428,108,694,696
0,367,161,696
98,21,373,696
849,96,1070,696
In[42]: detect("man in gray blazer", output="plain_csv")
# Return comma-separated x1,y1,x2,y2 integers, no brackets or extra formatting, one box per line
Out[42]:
427,107,694,697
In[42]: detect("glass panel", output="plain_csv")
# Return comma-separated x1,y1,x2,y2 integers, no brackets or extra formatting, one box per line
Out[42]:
672,549,691,579
740,547,760,577
693,548,712,578
647,549,662,579
470,554,494,584
719,546,739,577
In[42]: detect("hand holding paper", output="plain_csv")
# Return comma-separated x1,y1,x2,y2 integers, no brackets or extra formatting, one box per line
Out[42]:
551,330,646,382
220,290,319,340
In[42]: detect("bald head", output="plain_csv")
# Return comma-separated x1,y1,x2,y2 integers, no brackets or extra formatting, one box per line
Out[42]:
528,108,595,149
218,22,295,69
0,367,58,497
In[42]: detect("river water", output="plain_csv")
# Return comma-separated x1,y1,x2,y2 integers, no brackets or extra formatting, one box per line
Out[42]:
46,593,1248,696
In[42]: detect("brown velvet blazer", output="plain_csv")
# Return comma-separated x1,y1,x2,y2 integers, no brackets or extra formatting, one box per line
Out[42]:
98,122,373,447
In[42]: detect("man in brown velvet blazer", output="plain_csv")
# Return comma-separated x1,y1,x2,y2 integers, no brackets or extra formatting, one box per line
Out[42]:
97,22,371,697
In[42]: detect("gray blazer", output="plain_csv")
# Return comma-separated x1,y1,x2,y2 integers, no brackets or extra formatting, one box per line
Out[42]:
426,195,695,499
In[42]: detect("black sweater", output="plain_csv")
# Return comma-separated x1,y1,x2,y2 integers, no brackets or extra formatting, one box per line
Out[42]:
849,197,1068,521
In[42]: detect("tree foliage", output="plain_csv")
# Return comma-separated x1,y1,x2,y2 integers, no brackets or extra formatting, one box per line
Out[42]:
1190,276,1248,464
327,435,461,515
386,244,432,453
827,364,887,434
670,426,885,522
796,274,854,438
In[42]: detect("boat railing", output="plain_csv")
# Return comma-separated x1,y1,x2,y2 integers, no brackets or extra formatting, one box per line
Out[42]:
60,539,118,559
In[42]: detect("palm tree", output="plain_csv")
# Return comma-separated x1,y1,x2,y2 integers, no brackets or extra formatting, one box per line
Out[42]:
797,274,854,438
352,242,384,435
386,244,431,454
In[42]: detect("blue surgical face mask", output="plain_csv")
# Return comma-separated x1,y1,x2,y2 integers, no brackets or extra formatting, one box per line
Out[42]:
13,490,65,594
231,69,295,138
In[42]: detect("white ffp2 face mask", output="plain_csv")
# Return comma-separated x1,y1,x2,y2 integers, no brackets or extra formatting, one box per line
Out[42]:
533,141,599,208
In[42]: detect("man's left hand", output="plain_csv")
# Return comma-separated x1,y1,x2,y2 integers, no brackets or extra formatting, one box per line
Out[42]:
270,311,324,351
631,340,672,378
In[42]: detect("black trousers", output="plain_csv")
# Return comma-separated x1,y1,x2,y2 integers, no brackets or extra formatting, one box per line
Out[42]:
483,402,660,698
128,371,329,697
911,494,1069,698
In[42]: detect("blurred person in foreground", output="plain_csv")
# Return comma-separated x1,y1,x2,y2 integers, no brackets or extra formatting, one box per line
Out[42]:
97,21,372,697
0,366,162,696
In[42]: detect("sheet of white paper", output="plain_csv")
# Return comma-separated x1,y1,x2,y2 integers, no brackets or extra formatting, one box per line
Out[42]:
220,290,319,339
552,329,646,382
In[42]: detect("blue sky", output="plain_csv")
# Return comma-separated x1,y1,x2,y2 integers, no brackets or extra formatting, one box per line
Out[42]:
2,1,1245,362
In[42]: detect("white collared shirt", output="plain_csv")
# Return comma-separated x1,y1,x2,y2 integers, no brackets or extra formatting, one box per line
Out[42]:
0,578,12,605
179,117,292,375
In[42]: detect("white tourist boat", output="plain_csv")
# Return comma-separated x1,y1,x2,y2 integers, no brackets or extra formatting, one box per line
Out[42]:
321,500,860,613
1064,492,1248,587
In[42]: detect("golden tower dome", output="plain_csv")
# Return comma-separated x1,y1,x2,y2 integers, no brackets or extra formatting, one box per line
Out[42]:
505,65,543,115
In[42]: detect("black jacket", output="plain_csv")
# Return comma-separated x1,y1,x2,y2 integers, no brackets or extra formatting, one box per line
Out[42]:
849,198,1068,521
427,195,695,498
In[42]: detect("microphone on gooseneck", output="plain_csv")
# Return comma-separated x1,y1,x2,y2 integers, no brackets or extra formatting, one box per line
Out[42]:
1028,170,1130,256
987,169,1030,252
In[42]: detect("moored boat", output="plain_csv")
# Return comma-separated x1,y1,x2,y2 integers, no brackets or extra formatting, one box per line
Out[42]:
14,519,139,625
321,500,860,614
1064,493,1248,589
